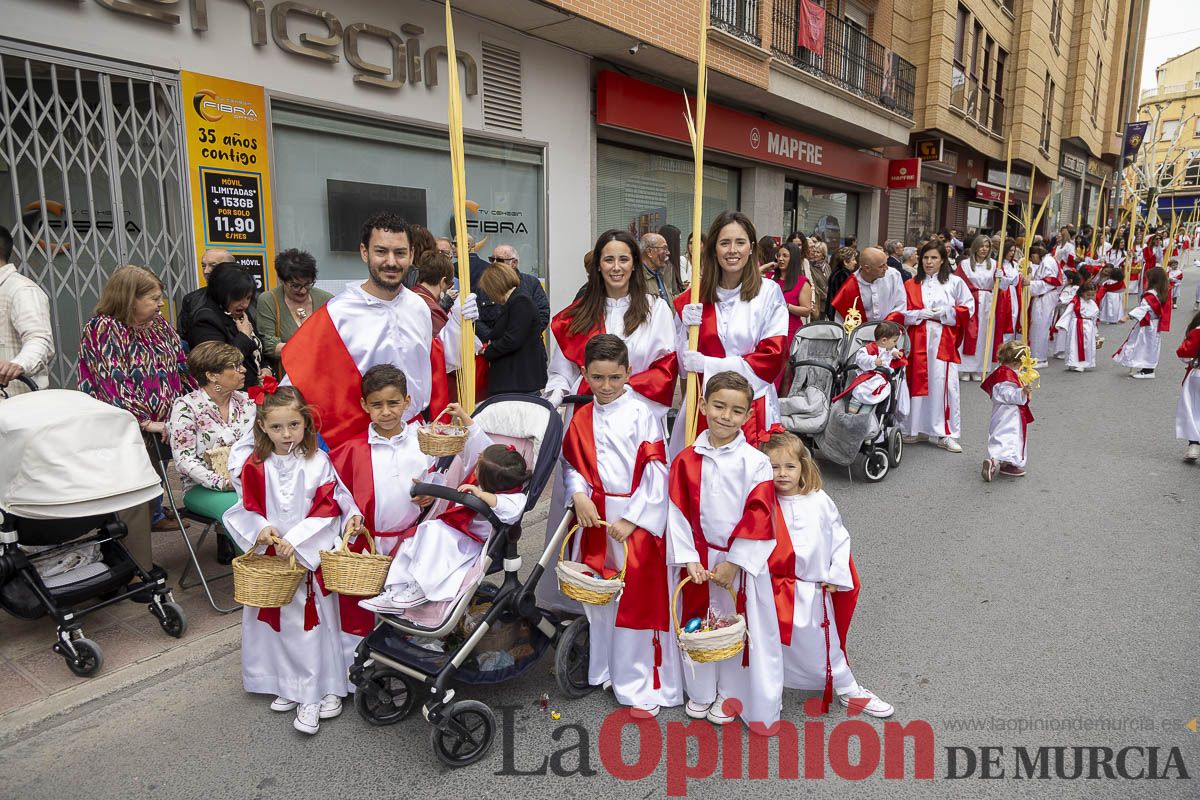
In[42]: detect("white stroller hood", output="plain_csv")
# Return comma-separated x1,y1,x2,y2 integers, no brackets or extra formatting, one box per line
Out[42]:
0,390,162,519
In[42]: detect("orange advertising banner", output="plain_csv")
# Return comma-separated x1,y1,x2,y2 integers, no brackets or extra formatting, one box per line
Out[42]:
180,71,275,292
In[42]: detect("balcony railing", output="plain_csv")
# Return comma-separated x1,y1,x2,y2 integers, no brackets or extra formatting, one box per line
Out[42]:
711,0,761,47
770,0,915,119
1141,80,1200,101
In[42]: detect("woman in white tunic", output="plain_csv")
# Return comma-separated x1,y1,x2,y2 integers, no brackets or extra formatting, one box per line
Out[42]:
997,242,1024,348
956,236,997,380
1028,243,1063,365
1175,315,1200,462
899,241,975,453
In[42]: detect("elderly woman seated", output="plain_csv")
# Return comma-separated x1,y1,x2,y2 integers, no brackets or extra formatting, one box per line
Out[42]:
168,341,255,523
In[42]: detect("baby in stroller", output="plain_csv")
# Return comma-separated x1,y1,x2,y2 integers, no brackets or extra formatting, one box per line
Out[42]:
833,321,908,414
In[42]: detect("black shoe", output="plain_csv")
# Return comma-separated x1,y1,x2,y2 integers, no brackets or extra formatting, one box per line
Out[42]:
127,564,167,603
216,533,238,566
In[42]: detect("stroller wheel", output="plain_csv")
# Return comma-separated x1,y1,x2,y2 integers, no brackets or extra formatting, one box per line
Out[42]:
886,428,904,467
354,668,418,726
850,448,890,483
554,617,594,699
430,700,496,767
63,637,103,677
155,601,188,638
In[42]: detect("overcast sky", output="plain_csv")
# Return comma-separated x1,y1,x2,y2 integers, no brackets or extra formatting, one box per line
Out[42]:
1141,0,1200,89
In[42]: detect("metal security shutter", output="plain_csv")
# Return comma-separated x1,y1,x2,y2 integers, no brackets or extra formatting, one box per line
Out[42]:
886,188,908,242
1059,177,1078,232
481,41,522,133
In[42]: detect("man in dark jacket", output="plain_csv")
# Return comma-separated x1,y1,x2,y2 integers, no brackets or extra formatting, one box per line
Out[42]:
884,239,910,281
177,248,235,340
474,244,549,342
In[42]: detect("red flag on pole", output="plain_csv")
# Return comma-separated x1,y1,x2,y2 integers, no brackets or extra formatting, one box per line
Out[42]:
798,0,826,57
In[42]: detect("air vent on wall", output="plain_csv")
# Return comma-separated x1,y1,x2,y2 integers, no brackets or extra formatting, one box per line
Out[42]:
481,41,522,133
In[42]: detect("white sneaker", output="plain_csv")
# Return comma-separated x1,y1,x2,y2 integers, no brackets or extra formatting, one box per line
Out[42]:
1130,370,1156,380
294,703,320,734
959,373,971,382
601,680,613,691
838,686,895,718
938,437,963,453
1034,360,1049,368
1185,444,1200,462
685,698,712,719
319,694,342,719
270,696,297,712
1067,366,1084,373
358,582,426,613
632,704,660,718
706,696,736,725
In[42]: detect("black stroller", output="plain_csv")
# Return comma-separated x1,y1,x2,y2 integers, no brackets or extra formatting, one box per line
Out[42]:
0,382,187,676
348,393,571,767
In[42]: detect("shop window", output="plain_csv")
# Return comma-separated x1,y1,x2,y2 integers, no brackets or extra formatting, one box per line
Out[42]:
596,143,739,240
966,203,991,233
784,178,859,244
271,105,545,284
908,180,941,245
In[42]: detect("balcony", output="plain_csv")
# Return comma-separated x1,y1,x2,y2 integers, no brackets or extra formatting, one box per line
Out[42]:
1140,80,1200,102
951,67,1006,136
769,0,915,119
711,0,761,47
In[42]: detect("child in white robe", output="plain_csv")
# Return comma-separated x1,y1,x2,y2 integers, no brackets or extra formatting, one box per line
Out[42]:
1168,259,1184,309
1052,271,1083,360
667,371,787,728
1175,313,1200,462
1028,244,1062,365
980,341,1034,481
223,384,362,735
834,320,908,414
1057,282,1100,372
360,443,528,611
763,432,893,718
1097,266,1125,324
1114,267,1172,379
560,334,681,716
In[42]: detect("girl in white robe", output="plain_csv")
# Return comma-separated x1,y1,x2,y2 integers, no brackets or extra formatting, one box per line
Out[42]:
980,341,1034,480
996,247,1023,349
223,385,362,735
1175,316,1200,462
762,433,893,718
1057,283,1100,371
955,236,996,379
1114,268,1172,378
1168,261,1184,308
1028,245,1063,364
1097,266,1126,324
1052,274,1083,360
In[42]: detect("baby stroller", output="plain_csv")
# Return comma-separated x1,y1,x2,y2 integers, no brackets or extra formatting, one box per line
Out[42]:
780,321,844,440
827,321,908,482
348,392,563,767
0,385,187,676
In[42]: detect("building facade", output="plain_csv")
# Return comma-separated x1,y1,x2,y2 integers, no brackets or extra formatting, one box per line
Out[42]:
1136,46,1200,221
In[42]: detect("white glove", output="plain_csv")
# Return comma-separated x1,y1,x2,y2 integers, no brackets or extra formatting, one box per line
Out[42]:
922,307,941,320
681,303,704,327
542,388,565,407
452,293,479,322
682,350,706,374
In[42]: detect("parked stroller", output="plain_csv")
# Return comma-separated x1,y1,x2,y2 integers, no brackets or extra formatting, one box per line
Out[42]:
830,321,908,482
0,385,187,676
348,392,566,767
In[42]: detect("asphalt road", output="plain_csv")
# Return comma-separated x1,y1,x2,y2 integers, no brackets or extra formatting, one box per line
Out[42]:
3,272,1199,800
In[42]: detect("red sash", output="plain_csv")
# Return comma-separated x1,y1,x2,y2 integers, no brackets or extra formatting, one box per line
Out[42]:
991,280,1015,360
831,343,907,403
1177,329,1200,384
1140,292,1172,332
828,278,863,321
282,306,369,450
1071,297,1086,362
240,456,344,633
561,403,669,634
980,366,1034,457
952,265,989,356
1095,280,1125,302
903,279,968,397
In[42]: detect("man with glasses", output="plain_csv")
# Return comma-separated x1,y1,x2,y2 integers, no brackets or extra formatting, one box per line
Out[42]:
475,243,549,341
638,232,679,305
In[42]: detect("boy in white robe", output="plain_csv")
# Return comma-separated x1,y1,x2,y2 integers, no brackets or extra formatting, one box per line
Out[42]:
667,371,787,728
560,334,682,715
1056,282,1101,372
763,432,893,718
980,341,1034,480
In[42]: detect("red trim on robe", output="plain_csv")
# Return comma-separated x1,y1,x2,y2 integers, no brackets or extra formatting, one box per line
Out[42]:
628,350,679,407
1070,297,1087,362
902,279,968,397
952,265,986,356
281,305,370,450
1178,328,1200,384
829,278,863,321
429,339,450,419
831,342,908,403
1095,280,1124,303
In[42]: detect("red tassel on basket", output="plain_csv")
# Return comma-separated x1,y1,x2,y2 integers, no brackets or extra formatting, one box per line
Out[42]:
652,631,662,690
820,587,833,714
304,573,319,631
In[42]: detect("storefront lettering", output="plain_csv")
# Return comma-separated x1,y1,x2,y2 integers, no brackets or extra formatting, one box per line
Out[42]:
766,131,824,166
77,0,478,96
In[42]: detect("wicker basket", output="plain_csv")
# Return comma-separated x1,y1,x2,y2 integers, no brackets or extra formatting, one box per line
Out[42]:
202,446,231,485
671,577,746,664
554,523,625,606
232,537,306,608
417,407,468,457
319,528,392,596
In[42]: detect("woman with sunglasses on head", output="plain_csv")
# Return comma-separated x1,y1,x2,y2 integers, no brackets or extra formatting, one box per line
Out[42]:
257,249,334,379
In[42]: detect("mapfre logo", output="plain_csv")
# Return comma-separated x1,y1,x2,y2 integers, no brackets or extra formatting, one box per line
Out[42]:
192,89,259,123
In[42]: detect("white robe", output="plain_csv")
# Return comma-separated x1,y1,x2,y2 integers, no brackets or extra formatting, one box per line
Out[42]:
900,275,975,440
1029,255,1062,362
560,392,682,710
998,260,1022,345
1056,299,1099,369
223,450,360,704
666,432,782,727
1098,280,1124,324
538,293,677,613
850,345,905,411
1177,366,1200,442
1052,286,1080,358
777,491,858,694
832,269,906,325
957,258,996,373
987,380,1031,468
1113,292,1163,370
1170,269,1184,302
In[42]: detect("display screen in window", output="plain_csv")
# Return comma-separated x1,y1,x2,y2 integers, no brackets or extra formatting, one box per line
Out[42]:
327,180,427,252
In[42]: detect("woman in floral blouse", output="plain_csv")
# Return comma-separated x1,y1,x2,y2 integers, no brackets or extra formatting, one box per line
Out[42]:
78,264,195,532
169,341,254,521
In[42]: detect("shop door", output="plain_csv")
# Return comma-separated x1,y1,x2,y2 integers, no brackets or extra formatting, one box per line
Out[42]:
0,47,192,387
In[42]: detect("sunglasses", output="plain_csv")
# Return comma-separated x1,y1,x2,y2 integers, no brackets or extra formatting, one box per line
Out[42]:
489,256,517,264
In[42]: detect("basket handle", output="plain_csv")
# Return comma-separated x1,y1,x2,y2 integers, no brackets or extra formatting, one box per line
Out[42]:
340,526,376,555
558,520,625,579
267,535,298,571
670,575,738,634
430,406,456,425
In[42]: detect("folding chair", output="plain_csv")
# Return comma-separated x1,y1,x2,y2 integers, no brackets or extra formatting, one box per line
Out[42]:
147,436,241,614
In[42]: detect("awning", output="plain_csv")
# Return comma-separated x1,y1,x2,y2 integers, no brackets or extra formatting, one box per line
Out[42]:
975,182,1020,205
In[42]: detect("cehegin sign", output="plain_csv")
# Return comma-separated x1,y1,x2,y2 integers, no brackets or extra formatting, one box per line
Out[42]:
74,0,478,94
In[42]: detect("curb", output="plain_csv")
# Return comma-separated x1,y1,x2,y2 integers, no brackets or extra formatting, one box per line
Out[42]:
0,624,241,743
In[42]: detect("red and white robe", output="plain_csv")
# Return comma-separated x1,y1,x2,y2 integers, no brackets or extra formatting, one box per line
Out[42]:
1052,285,1080,359
1175,328,1200,442
1114,290,1170,370
223,449,360,704
279,281,469,450
1169,267,1184,303
671,281,789,453
777,491,863,706
955,258,997,374
899,276,974,440
980,366,1032,468
666,431,790,727
829,269,906,326
1029,255,1063,362
995,259,1023,349
560,392,682,710
1097,278,1126,324
1055,241,1076,272
832,342,909,413
1056,296,1099,369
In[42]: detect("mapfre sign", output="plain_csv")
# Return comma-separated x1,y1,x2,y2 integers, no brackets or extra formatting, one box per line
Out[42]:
68,0,478,95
